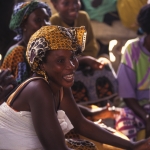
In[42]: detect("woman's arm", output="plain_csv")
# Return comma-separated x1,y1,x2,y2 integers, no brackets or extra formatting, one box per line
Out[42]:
16,79,71,150
61,87,150,150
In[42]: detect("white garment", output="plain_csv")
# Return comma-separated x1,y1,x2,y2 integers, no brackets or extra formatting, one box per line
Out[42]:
0,102,73,150
148,0,150,3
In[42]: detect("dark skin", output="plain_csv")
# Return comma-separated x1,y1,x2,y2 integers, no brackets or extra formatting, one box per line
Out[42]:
123,34,150,138
0,69,17,104
17,7,51,48
78,103,121,121
51,0,107,71
9,50,150,149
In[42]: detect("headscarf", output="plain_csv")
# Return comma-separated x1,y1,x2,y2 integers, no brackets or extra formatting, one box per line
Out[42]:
26,25,87,78
9,0,51,41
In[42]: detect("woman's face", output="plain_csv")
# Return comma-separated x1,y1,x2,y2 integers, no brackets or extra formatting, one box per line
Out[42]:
53,0,81,26
23,8,50,41
43,50,79,89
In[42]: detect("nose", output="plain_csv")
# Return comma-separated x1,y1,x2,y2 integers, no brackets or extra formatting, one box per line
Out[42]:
69,3,77,10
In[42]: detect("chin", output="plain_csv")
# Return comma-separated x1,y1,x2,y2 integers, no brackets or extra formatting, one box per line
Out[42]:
63,81,74,88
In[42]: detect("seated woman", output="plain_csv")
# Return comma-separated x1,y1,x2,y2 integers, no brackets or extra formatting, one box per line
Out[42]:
50,0,118,108
116,4,150,141
0,25,149,149
1,0,51,84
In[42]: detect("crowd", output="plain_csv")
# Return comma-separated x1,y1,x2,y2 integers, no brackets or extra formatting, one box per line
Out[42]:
0,0,150,149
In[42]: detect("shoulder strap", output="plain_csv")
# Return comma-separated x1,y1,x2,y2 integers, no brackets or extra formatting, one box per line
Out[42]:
7,77,46,106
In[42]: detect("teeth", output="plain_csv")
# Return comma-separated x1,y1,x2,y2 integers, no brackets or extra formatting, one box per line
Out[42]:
63,74,73,80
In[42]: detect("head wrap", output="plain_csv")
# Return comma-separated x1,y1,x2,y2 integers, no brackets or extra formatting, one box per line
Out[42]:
9,0,51,41
26,25,87,77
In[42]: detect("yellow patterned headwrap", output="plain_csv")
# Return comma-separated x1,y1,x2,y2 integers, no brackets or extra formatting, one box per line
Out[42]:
26,25,87,75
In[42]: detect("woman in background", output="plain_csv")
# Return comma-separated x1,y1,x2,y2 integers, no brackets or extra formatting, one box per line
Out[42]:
1,0,51,84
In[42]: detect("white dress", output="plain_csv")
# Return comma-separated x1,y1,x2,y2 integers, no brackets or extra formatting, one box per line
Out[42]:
0,102,73,150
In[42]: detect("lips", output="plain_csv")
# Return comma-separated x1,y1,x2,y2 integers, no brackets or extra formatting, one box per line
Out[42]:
63,74,74,82
68,11,78,18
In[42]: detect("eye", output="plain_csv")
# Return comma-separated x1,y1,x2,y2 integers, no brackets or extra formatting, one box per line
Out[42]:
57,58,65,63
35,18,42,22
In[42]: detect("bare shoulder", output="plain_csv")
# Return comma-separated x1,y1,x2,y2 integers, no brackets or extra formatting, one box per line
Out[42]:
25,78,52,100
15,78,54,110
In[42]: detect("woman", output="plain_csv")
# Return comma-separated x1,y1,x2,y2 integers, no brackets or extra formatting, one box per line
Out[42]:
0,25,149,149
116,4,150,141
50,0,118,107
1,0,51,84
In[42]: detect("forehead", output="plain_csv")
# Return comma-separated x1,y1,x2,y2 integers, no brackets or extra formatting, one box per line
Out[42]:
29,8,49,17
47,50,73,58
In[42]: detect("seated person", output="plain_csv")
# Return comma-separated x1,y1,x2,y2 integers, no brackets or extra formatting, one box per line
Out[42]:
0,25,149,150
50,0,118,107
116,4,150,141
1,1,51,84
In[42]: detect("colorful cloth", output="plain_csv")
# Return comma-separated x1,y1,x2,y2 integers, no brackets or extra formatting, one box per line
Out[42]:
72,64,118,105
1,44,30,84
81,0,117,22
26,25,87,77
9,0,51,40
50,11,98,58
116,36,150,141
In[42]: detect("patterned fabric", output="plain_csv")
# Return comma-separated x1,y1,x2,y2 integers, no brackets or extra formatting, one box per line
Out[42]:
115,104,150,141
72,64,118,106
26,25,87,77
9,0,51,40
118,36,150,103
116,36,150,141
1,45,30,84
65,139,97,150
50,11,98,58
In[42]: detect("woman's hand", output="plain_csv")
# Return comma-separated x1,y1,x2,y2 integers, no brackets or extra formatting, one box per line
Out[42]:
78,56,110,70
0,69,17,103
133,138,150,150
92,103,120,120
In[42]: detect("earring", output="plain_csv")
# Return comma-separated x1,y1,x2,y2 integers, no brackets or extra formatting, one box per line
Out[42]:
43,71,49,83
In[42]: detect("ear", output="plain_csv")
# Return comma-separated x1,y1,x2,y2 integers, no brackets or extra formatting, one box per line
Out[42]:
21,21,27,32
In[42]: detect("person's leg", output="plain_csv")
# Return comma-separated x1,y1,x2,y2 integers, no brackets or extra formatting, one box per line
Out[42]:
115,107,145,141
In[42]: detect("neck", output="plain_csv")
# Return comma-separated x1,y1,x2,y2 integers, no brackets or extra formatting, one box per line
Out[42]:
33,73,61,95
